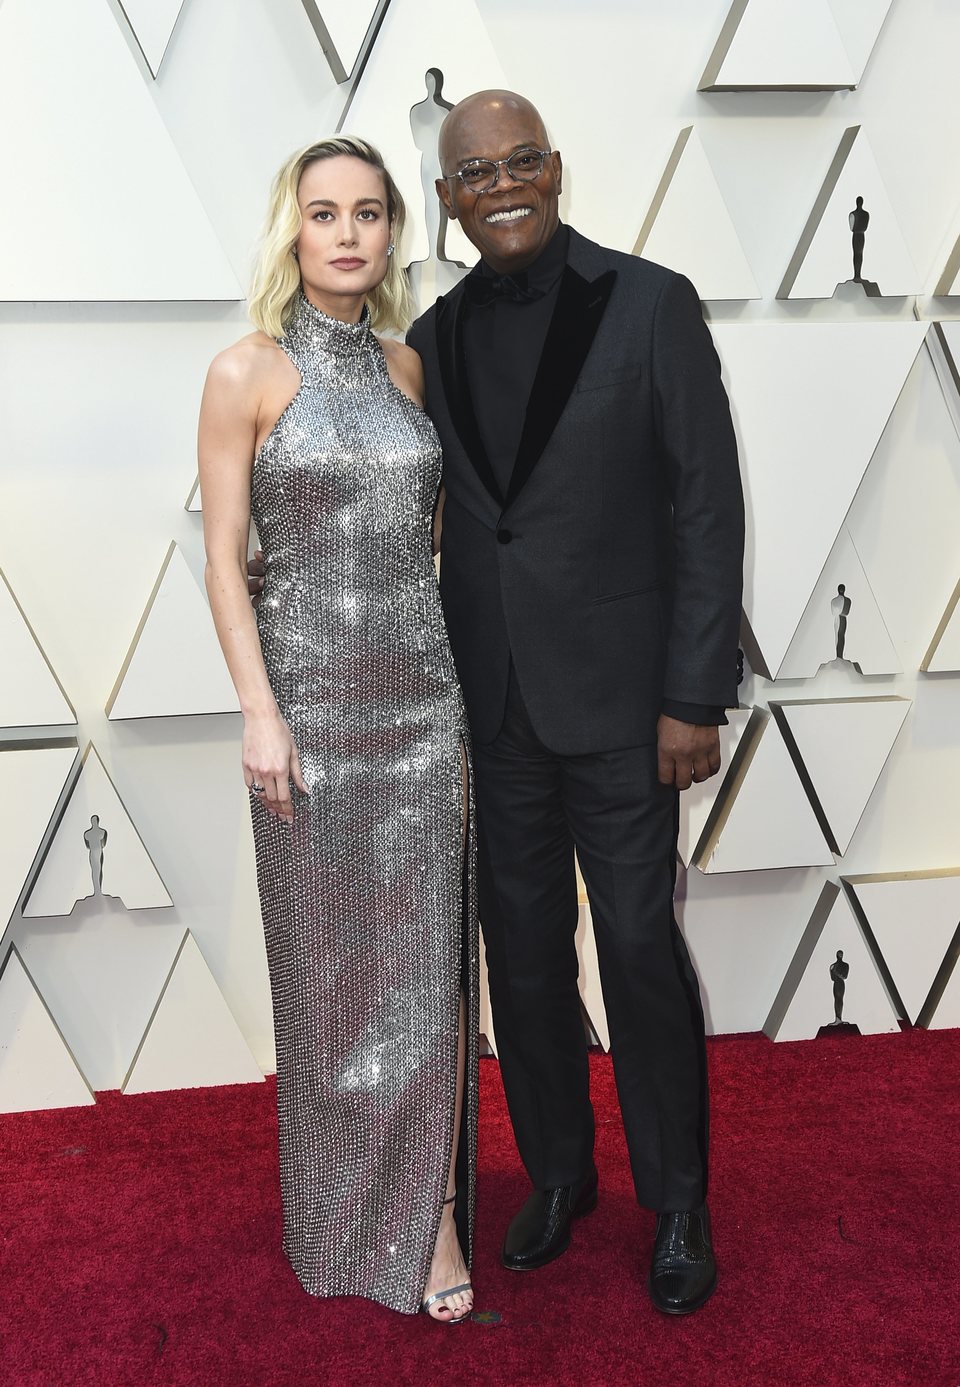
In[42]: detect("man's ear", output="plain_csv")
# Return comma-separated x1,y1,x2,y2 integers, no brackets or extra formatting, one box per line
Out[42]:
551,149,563,197
436,177,458,221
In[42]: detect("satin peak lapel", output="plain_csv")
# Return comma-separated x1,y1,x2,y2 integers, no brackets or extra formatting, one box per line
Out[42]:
505,266,617,510
435,288,504,509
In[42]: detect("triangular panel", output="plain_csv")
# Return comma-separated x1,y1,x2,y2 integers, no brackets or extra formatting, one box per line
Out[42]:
301,0,386,83
700,0,856,91
0,739,79,930
779,127,919,300
764,883,900,1041
0,946,95,1113
778,526,901,679
23,743,172,917
927,950,960,1030
0,568,75,727
633,127,759,300
828,0,894,83
712,322,926,678
933,233,960,298
697,711,833,874
0,0,241,300
921,578,960,673
184,476,202,513
678,707,753,867
123,932,263,1093
107,542,240,719
845,870,960,1025
773,697,910,855
117,0,185,78
934,321,960,429
339,0,508,267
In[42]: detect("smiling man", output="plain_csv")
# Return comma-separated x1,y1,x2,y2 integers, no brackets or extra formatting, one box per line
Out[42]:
406,90,744,1315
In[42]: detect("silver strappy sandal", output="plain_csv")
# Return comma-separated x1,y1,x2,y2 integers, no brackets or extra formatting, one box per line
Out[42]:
421,1195,473,1325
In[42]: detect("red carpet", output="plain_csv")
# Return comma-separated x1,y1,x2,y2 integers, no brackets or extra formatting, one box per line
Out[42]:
1,1031,958,1387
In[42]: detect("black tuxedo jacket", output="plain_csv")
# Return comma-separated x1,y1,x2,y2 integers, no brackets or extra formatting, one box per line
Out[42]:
407,227,745,755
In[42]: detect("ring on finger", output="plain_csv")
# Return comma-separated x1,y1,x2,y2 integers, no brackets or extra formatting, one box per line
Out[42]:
250,782,265,793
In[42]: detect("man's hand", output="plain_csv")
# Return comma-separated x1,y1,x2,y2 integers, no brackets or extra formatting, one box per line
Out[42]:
247,548,266,599
657,715,721,790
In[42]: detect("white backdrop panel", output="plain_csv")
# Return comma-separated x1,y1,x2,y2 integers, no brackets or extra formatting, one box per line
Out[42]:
117,0,186,77
700,0,855,91
0,569,76,727
934,237,960,297
107,542,241,720
921,579,960,673
845,341,960,682
0,947,95,1114
927,955,960,1030
0,742,78,931
0,0,240,300
764,885,900,1041
828,0,893,83
680,866,824,1036
302,0,382,82
777,526,900,679
635,128,760,301
13,903,187,1092
713,322,927,678
781,127,920,300
773,697,911,855
698,712,833,874
123,931,264,1093
845,871,960,1023
23,745,173,917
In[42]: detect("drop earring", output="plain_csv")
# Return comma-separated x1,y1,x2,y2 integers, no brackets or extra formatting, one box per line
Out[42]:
387,243,395,257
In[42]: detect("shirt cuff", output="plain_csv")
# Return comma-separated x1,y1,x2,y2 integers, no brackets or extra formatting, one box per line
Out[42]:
661,700,728,727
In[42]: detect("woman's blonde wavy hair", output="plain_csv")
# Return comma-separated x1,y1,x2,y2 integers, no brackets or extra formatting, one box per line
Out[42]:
248,136,414,339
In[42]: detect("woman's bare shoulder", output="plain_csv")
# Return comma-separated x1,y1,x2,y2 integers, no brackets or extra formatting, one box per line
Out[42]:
207,331,287,388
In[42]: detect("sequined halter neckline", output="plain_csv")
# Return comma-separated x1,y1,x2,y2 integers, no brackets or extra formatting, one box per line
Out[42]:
282,290,374,366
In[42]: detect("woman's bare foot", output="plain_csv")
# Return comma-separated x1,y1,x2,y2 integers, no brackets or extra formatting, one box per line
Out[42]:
422,1199,473,1323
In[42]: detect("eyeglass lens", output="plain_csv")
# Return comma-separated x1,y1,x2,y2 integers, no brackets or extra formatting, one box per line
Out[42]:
458,149,546,192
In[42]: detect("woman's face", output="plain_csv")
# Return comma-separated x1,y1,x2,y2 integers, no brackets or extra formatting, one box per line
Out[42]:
294,155,392,318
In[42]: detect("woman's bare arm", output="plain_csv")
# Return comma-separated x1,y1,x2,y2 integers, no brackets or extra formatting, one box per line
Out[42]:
198,343,307,820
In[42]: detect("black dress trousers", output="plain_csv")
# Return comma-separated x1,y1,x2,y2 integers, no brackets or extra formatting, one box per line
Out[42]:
474,664,709,1214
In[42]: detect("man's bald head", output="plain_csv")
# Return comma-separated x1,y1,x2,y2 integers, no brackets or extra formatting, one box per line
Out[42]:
438,90,549,173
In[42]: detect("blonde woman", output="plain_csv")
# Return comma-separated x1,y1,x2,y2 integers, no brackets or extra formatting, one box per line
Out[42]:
198,138,477,1323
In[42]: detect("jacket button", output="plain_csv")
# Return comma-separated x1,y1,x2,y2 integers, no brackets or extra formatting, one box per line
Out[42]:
497,529,512,545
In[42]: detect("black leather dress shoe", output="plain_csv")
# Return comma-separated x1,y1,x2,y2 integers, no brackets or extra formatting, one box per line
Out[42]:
501,1166,598,1271
648,1203,717,1315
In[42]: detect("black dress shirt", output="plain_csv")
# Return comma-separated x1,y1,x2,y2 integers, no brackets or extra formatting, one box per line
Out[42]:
463,221,569,499
461,222,724,729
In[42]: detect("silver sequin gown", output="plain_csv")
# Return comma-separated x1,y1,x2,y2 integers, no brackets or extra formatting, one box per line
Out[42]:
249,291,478,1315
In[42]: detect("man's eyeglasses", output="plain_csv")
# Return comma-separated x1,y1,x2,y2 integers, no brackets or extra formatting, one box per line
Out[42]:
444,148,552,195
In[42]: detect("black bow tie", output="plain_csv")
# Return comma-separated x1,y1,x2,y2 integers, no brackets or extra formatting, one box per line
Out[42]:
464,270,545,308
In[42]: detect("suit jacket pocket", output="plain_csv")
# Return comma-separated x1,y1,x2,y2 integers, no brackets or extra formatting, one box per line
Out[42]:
592,581,660,606
576,363,643,393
